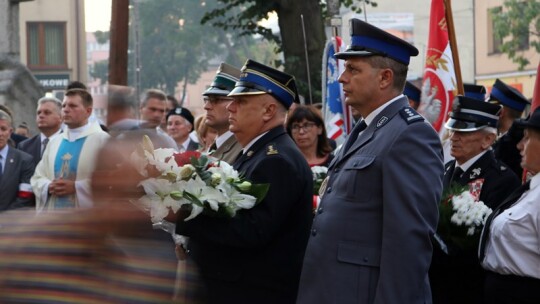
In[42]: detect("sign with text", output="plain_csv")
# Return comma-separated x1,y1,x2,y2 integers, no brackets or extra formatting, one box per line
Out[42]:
34,74,70,90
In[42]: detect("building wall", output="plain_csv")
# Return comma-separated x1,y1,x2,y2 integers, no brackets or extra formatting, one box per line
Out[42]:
475,0,539,99
19,0,87,91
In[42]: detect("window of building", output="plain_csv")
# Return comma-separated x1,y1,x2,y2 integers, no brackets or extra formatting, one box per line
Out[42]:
488,7,503,54
27,22,67,69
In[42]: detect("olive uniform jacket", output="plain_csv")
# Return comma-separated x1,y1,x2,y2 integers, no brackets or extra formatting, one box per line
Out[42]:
176,125,313,304
297,97,444,304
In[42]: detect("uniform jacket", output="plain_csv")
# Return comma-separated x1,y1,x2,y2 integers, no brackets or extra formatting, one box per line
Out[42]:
442,150,520,209
493,126,523,179
297,97,444,304
17,134,41,166
210,134,242,165
0,146,35,210
430,150,521,304
176,125,313,304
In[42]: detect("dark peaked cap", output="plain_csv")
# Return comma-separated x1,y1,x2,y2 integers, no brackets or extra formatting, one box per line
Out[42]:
335,18,419,65
228,59,298,109
514,108,540,130
490,79,530,112
445,96,502,132
203,63,241,96
464,84,487,101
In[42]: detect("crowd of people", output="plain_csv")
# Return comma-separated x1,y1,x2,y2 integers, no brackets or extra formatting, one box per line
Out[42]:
0,17,538,304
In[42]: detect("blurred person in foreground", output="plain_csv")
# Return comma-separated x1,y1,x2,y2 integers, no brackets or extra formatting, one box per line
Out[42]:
17,95,63,167
490,78,530,178
286,105,334,167
0,110,35,211
430,96,521,304
31,89,110,211
479,107,540,304
297,18,444,304
173,59,313,303
202,62,243,163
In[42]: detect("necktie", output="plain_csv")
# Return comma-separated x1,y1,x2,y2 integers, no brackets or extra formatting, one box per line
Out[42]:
209,141,217,152
343,120,367,153
478,180,531,261
451,166,464,184
42,138,49,156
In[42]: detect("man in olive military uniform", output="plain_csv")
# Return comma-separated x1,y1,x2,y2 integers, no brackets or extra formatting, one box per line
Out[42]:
202,63,243,164
175,59,313,304
430,95,521,304
490,78,530,178
297,19,444,304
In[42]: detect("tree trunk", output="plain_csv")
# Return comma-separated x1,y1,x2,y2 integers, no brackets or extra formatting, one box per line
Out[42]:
275,0,325,104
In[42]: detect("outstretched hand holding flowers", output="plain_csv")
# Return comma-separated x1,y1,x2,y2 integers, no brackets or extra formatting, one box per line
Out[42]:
131,135,269,223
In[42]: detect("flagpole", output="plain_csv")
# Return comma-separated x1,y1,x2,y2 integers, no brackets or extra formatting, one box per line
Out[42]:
443,0,464,95
300,14,313,104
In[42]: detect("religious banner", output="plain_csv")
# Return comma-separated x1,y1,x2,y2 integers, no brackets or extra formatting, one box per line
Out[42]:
418,0,458,133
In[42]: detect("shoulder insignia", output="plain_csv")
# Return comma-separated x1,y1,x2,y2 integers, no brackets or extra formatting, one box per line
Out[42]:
266,145,278,155
399,107,424,124
376,116,389,128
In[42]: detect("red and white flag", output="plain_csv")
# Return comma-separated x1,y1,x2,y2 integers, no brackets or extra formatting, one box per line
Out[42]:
418,0,457,133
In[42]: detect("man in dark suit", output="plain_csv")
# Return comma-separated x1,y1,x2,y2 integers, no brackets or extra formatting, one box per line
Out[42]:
203,63,243,164
174,59,313,304
0,110,35,210
430,96,521,304
17,95,63,167
297,19,444,304
490,78,530,178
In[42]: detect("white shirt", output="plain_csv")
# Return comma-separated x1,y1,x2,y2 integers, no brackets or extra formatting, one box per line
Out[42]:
482,173,540,279
242,132,268,154
0,145,8,174
215,131,234,149
455,150,488,172
363,94,405,128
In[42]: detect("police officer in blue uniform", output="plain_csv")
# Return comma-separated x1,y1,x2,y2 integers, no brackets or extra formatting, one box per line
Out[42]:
430,95,521,304
297,18,444,304
490,78,530,178
175,59,313,304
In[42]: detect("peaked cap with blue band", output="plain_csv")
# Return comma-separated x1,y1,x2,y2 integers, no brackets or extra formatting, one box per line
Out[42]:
228,59,298,109
490,79,529,112
404,81,421,102
445,95,501,132
334,18,419,65
464,84,487,101
203,63,241,96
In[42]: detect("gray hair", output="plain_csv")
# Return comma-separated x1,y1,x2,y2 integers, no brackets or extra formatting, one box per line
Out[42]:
0,110,12,126
37,96,62,114
481,126,498,135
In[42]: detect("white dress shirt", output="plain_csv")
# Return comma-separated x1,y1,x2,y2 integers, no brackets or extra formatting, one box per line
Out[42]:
482,173,540,279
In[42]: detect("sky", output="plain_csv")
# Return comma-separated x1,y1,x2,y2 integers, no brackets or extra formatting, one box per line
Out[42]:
85,0,112,32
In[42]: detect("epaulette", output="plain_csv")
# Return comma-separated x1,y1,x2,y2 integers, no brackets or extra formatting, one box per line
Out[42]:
399,107,424,124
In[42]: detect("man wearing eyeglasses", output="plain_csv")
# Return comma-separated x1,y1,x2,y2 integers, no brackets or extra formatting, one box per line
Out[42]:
202,63,243,164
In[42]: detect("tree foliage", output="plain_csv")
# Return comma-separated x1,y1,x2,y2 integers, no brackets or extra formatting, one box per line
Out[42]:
90,60,109,84
135,0,226,97
201,0,377,103
492,0,540,70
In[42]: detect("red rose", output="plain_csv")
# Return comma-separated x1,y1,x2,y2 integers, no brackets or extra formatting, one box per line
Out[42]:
173,151,201,166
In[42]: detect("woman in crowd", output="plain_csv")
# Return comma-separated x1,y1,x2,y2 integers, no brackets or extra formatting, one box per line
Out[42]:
479,108,540,304
286,105,334,167
195,114,217,152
